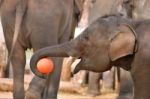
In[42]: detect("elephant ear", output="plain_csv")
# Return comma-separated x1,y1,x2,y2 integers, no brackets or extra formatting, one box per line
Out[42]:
109,24,137,61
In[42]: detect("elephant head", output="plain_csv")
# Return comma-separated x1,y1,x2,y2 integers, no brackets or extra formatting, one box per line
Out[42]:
30,16,137,78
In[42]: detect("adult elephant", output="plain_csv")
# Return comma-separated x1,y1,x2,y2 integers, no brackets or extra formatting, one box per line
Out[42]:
132,0,150,19
0,0,83,99
122,0,150,19
30,15,150,99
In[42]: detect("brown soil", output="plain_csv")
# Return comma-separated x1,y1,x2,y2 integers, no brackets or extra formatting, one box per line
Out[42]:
0,75,118,99
0,92,117,99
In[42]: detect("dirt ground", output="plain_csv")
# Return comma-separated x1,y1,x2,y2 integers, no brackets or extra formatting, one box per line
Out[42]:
0,74,118,99
0,91,117,99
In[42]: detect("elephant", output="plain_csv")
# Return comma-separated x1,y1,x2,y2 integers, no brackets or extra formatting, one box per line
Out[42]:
0,0,83,99
88,0,150,97
86,71,102,96
117,68,134,99
132,0,150,19
84,0,132,96
121,0,150,19
30,15,150,99
89,0,128,24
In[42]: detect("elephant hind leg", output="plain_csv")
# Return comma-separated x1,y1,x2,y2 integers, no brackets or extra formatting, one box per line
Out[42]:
42,57,63,99
2,63,10,78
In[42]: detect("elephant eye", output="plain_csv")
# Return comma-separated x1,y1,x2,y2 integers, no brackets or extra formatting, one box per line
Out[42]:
78,57,81,59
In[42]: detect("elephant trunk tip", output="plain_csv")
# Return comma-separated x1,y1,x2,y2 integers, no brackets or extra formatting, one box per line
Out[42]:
30,54,49,79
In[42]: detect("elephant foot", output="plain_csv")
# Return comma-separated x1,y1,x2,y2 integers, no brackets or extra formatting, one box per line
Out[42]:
117,93,133,99
25,89,41,99
86,90,100,97
41,95,57,99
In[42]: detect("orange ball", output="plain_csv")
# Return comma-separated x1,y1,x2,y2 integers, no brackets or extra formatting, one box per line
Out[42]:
37,58,54,74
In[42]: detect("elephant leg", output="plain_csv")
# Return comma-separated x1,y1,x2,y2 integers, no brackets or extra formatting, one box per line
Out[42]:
81,71,88,86
3,61,10,78
117,68,133,99
42,57,63,99
102,68,115,91
11,44,26,99
3,56,13,78
87,71,101,96
26,76,46,99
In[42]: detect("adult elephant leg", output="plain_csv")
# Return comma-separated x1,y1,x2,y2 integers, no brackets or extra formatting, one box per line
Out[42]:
117,68,133,99
11,43,26,99
87,71,101,96
26,45,60,99
131,66,150,99
42,57,63,99
26,76,46,99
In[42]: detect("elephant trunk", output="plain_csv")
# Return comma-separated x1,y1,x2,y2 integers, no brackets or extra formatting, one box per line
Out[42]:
30,41,80,78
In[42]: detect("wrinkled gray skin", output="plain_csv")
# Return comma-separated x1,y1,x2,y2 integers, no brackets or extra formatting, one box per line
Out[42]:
119,0,150,98
87,0,132,97
87,0,150,97
30,15,150,99
0,0,82,99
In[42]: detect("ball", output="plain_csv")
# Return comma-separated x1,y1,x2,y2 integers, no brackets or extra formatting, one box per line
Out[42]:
37,58,54,74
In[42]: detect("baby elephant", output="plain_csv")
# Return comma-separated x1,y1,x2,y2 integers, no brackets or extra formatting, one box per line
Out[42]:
30,15,150,99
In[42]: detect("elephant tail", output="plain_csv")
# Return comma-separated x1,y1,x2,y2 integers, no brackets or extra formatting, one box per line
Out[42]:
5,0,27,77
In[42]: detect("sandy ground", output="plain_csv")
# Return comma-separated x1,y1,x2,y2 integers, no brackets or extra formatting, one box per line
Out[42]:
0,75,118,99
0,92,117,99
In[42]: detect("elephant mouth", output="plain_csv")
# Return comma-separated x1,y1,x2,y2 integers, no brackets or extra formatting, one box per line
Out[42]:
71,58,81,74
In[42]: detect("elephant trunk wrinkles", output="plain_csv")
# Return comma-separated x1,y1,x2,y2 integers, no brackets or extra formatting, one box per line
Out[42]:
30,42,74,78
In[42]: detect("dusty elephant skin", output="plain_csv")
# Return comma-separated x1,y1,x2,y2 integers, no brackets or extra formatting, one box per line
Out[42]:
30,15,150,99
0,0,83,99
